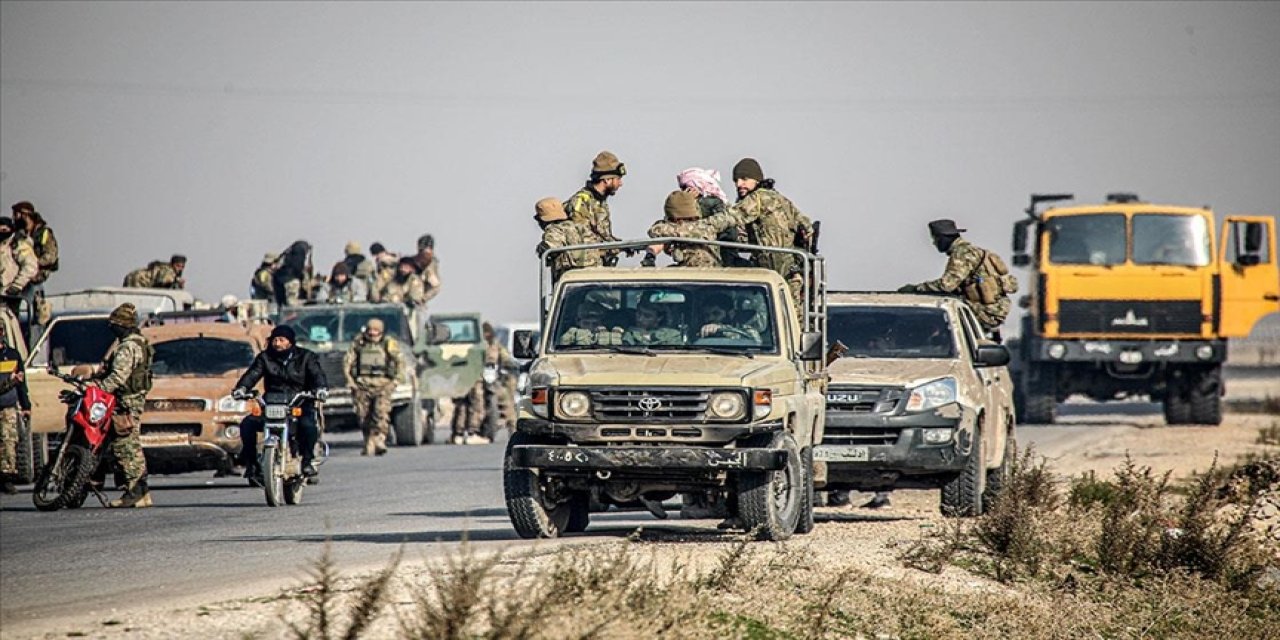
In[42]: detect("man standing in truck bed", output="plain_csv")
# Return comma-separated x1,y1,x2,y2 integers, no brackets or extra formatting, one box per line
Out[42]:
898,219,1014,340
565,151,626,266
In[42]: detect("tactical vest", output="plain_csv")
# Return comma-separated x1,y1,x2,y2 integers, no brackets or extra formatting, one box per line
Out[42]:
355,340,391,378
35,227,58,271
115,334,155,397
965,250,1019,306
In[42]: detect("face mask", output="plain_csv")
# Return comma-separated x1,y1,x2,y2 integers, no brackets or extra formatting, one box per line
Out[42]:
110,324,130,339
0,230,12,242
933,235,956,253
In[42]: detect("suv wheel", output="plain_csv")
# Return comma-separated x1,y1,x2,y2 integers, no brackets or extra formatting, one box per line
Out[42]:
504,431,571,539
795,445,815,534
981,429,1014,512
941,427,986,518
737,431,802,541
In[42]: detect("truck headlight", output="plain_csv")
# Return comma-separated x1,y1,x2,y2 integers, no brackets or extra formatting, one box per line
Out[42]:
1047,343,1067,360
905,378,957,412
1195,345,1214,360
217,395,247,413
708,392,746,421
557,391,592,420
922,428,953,444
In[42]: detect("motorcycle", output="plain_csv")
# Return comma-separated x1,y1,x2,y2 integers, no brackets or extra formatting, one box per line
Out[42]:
32,369,117,511
239,389,327,507
479,363,517,441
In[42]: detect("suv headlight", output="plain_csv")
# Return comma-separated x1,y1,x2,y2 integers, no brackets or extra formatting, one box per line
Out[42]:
905,377,957,412
556,391,592,420
707,391,746,421
217,395,247,413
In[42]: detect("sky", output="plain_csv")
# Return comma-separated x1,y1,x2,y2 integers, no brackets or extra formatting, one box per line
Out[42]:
1,1,1277,327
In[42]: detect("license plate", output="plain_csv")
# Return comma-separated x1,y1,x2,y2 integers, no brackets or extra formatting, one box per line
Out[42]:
815,446,869,462
265,405,288,419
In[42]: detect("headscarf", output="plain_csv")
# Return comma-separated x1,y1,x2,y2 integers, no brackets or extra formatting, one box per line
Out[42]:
676,167,729,203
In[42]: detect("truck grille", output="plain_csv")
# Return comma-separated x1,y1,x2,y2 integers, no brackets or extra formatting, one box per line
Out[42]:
588,388,711,422
145,398,208,412
1058,300,1202,335
822,427,901,446
825,387,902,415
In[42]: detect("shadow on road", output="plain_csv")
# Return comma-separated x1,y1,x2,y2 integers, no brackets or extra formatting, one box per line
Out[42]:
815,511,922,524
212,528,524,544
391,507,509,518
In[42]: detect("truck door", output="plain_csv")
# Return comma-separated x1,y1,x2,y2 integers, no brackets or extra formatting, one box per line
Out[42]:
1218,216,1280,338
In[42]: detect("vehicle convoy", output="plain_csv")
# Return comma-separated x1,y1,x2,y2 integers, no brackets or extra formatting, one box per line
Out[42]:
1009,193,1279,425
31,369,117,511
505,239,827,541
819,292,1015,517
279,303,433,446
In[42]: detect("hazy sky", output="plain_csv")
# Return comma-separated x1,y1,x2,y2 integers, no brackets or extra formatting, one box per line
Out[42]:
2,1,1277,325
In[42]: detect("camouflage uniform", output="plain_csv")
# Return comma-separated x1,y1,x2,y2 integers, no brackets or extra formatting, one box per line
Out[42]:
539,219,601,281
0,343,30,480
344,333,402,455
417,256,442,304
728,188,813,275
909,238,1011,330
250,264,275,300
374,273,427,307
565,186,618,265
455,339,518,440
557,326,624,347
18,222,58,326
150,263,181,289
0,234,38,294
648,210,749,268
94,330,154,493
621,326,684,346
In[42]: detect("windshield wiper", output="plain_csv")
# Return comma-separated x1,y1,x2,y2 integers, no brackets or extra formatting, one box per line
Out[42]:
688,347,755,358
604,346,657,357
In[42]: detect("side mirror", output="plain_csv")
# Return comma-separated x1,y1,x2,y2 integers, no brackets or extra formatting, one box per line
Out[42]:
512,329,539,360
426,323,452,345
975,344,1011,367
1012,253,1030,267
799,331,823,362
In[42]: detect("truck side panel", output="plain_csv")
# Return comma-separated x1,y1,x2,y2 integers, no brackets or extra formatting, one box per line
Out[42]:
1218,216,1280,338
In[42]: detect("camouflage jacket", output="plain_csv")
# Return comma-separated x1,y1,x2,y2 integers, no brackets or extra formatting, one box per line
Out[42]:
727,188,814,275
538,219,601,281
324,278,368,304
914,238,1010,329
250,266,275,300
344,333,403,386
557,326,624,347
95,332,152,415
647,210,747,268
0,235,38,293
149,263,182,289
18,223,58,284
564,186,618,243
420,258,441,303
374,273,427,307
621,326,684,346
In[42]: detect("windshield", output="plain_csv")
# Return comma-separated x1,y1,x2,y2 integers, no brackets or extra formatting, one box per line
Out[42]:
549,282,776,354
1132,214,1211,266
38,319,117,368
434,318,480,344
152,337,255,376
1047,214,1126,266
279,308,404,345
828,306,956,359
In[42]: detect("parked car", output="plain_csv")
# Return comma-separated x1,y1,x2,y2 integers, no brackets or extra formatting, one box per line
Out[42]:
818,292,1016,517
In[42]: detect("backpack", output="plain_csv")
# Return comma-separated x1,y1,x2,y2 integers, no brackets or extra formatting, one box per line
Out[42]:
974,250,1018,305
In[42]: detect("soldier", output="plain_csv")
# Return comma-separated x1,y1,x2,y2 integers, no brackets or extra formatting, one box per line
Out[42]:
150,254,187,289
323,262,367,304
250,252,278,301
89,303,155,508
622,301,683,346
556,301,623,347
0,217,38,319
898,219,1014,339
123,260,163,287
0,322,31,494
696,293,761,342
273,240,312,307
344,318,401,456
676,168,749,266
342,241,368,278
412,235,442,305
373,257,427,307
369,242,397,290
534,197,600,282
565,151,626,265
726,158,815,302
648,190,748,268
452,322,518,445
12,202,58,329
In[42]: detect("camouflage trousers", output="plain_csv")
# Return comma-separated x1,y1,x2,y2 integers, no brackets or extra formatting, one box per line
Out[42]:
282,279,304,307
110,413,147,487
452,380,514,437
0,407,18,474
969,297,1011,335
353,381,394,454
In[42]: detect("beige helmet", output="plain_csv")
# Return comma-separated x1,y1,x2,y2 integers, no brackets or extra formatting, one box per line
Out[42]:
365,318,385,333
664,190,700,221
344,241,362,256
590,151,626,180
534,197,568,222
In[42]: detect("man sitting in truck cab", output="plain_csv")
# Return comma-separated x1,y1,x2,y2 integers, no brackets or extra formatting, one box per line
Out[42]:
557,302,623,347
695,293,761,342
622,301,684,346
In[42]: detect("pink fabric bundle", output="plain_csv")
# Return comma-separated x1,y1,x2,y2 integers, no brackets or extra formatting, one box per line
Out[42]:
676,167,729,203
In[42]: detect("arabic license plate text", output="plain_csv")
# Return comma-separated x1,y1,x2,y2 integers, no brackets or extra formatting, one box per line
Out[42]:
815,446,869,462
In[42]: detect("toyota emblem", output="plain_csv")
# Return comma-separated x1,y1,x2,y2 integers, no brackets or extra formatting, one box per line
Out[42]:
637,396,662,412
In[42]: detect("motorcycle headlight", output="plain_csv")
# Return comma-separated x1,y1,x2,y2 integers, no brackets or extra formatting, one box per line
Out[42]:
556,391,592,420
707,391,746,421
217,395,247,413
89,401,109,423
905,378,957,413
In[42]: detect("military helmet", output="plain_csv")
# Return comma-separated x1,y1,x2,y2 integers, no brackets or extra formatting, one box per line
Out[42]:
365,318,385,333
590,151,626,180
262,252,279,264
108,303,138,329
663,190,700,221
344,241,362,256
534,197,568,222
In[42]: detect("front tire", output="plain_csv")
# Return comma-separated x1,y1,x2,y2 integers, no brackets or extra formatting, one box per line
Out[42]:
737,431,803,541
262,444,284,507
1163,392,1191,425
32,444,95,512
391,404,423,448
504,431,571,539
1188,367,1222,426
982,430,1014,512
941,427,986,517
795,445,815,535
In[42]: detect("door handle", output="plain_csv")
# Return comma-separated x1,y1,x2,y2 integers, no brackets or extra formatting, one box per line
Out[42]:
1265,294,1279,301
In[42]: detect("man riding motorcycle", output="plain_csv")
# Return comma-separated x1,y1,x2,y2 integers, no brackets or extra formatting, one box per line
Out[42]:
232,325,328,480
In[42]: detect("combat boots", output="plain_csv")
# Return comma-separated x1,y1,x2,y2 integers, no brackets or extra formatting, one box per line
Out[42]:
108,479,153,508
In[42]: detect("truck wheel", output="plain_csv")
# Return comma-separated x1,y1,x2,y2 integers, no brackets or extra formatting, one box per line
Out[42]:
982,430,1014,512
941,427,986,518
504,431,571,539
421,404,436,445
737,431,803,541
391,404,423,447
565,493,591,533
1163,392,1191,425
1189,368,1223,426
795,446,816,535
15,418,34,484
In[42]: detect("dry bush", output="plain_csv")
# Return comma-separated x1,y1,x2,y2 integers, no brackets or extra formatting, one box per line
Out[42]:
974,447,1059,580
287,542,401,640
1258,421,1280,446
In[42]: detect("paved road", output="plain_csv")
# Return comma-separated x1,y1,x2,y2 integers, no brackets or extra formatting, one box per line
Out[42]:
0,406,1157,635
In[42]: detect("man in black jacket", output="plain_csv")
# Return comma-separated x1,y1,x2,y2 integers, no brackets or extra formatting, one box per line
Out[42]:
233,325,328,479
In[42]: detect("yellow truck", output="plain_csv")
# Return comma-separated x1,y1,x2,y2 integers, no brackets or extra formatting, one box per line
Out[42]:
1009,193,1279,425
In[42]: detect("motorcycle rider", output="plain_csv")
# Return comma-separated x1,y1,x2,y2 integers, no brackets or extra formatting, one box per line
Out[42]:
233,325,328,480
89,303,155,508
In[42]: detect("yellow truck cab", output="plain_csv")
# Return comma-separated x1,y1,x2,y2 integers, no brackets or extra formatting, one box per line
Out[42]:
506,238,827,541
1010,193,1279,424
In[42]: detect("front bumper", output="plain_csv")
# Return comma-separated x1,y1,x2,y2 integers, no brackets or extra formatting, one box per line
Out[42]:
817,409,969,483
510,445,787,471
1024,337,1226,364
516,417,783,445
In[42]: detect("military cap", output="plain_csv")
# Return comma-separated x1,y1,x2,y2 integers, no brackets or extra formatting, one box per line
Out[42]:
170,254,187,264
664,190,700,221
344,241,362,256
927,219,967,237
534,197,568,222
262,252,279,263
732,158,764,182
370,242,386,255
590,151,626,180
10,201,35,215
417,234,434,251
108,303,138,328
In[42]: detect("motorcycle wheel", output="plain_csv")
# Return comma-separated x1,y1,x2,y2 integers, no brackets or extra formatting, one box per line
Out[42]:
481,390,499,441
32,444,95,512
262,444,285,507
284,477,305,505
